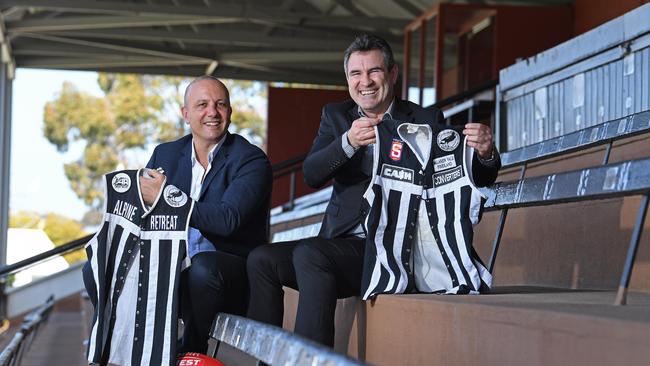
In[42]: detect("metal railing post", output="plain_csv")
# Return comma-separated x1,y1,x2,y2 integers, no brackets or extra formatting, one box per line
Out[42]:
614,192,649,305
488,209,508,273
602,141,613,165
288,171,296,210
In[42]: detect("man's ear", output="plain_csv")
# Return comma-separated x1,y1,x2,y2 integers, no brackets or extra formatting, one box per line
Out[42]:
389,64,399,85
181,106,189,124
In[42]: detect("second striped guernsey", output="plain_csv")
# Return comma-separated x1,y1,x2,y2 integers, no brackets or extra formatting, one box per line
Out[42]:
361,121,492,300
85,169,194,366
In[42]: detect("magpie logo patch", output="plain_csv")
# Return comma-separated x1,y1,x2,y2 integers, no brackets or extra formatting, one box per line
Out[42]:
381,164,414,183
434,154,457,172
389,140,403,161
163,185,188,207
111,173,131,193
433,166,463,187
437,129,460,151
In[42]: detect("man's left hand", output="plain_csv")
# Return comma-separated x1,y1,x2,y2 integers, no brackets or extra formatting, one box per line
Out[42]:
463,122,494,159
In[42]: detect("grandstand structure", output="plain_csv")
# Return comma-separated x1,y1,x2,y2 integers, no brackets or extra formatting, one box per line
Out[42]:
1,1,650,365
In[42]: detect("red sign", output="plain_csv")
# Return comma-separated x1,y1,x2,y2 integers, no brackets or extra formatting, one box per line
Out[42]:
390,140,403,161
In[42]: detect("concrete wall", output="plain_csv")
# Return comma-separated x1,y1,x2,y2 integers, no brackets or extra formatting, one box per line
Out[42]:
574,0,649,36
267,86,349,208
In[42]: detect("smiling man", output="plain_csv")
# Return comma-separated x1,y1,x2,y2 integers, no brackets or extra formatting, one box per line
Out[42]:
247,34,500,347
140,76,272,354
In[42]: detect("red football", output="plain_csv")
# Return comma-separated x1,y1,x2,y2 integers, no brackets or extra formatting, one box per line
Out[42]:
177,352,226,366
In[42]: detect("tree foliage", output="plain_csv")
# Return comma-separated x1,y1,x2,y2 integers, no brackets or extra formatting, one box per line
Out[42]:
9,211,88,264
43,74,186,209
43,73,267,212
225,80,267,140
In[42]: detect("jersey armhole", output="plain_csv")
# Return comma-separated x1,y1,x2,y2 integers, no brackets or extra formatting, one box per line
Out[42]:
463,136,487,199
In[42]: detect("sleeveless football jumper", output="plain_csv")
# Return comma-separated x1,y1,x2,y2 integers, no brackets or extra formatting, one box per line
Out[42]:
85,169,193,366
361,121,491,300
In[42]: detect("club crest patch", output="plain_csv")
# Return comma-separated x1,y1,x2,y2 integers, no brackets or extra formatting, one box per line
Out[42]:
163,185,188,207
437,129,460,152
111,173,131,193
390,140,403,161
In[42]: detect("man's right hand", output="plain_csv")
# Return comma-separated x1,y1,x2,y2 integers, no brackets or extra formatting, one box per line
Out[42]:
140,169,165,206
347,117,380,148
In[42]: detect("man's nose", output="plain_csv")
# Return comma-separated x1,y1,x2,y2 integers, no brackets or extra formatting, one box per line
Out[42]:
361,73,373,86
206,103,218,116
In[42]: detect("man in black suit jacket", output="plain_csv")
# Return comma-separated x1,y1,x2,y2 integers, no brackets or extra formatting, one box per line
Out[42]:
141,76,272,353
247,34,500,346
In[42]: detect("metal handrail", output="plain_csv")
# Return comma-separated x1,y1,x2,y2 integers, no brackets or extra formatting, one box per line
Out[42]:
0,152,311,279
0,152,312,280
271,153,309,211
0,295,55,366
429,79,498,110
210,313,367,366
0,234,92,279
272,153,308,176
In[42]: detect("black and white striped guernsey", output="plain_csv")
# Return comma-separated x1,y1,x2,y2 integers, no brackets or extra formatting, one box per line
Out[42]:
85,169,194,366
361,121,491,300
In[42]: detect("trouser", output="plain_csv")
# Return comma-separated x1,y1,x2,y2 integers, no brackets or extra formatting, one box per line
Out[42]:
246,236,365,346
180,250,248,354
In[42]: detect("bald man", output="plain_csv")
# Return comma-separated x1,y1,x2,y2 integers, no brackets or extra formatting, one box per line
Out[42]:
141,76,272,353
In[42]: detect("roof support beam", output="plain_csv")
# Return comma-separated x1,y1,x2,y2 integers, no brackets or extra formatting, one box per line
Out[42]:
34,28,351,50
16,33,211,62
16,57,207,69
0,0,409,30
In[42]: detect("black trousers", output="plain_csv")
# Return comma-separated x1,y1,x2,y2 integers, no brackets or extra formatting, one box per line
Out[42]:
246,236,365,346
180,251,248,354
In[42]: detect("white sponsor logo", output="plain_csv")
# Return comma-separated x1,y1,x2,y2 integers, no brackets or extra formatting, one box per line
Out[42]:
112,199,137,221
434,154,457,171
381,164,414,183
111,173,131,193
163,185,188,207
150,215,179,231
437,129,460,151
433,166,463,187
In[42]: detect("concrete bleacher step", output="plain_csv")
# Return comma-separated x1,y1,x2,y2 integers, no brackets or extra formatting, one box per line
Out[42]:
17,293,87,366
360,287,650,366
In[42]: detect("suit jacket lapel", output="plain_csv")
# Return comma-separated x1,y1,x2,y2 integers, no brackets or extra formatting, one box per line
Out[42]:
199,133,231,198
391,98,415,123
176,139,192,194
346,103,358,124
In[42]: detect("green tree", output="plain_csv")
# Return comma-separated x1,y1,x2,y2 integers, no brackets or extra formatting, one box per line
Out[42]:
44,74,186,210
44,74,267,212
225,80,267,141
9,211,88,264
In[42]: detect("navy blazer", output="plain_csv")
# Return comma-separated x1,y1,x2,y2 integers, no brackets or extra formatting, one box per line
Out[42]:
146,133,272,258
303,98,500,239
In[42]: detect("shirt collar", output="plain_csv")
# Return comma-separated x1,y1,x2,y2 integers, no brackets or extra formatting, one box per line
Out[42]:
357,98,395,120
190,136,224,167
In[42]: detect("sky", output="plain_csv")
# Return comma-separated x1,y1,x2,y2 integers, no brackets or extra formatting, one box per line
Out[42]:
10,68,104,221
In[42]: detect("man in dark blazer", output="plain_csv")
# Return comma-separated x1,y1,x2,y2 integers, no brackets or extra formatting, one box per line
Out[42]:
247,34,500,346
141,76,272,353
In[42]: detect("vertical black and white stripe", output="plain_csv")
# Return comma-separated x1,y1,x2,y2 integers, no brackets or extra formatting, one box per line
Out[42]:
361,122,491,300
85,169,193,366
